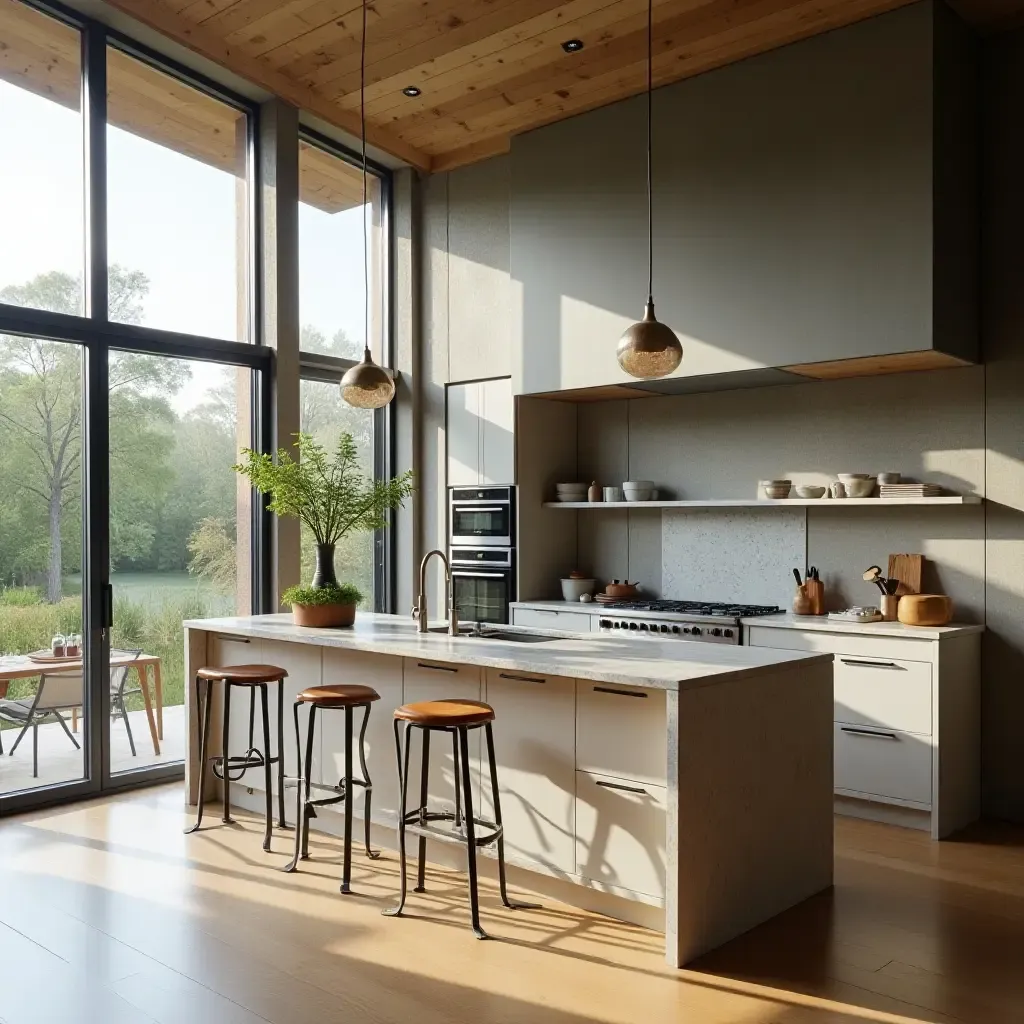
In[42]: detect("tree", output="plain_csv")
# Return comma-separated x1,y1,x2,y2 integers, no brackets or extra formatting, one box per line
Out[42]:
0,268,188,601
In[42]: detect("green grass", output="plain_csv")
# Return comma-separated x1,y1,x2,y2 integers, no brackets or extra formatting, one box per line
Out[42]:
0,572,231,725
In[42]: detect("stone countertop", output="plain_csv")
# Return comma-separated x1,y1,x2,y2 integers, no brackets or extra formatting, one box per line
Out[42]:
740,612,984,640
183,613,831,693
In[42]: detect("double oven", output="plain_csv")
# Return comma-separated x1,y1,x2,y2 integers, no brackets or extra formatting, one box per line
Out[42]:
448,486,515,625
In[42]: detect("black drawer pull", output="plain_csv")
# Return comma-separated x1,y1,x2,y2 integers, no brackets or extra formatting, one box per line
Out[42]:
596,780,648,795
840,658,900,669
840,726,899,740
499,672,546,684
593,686,647,698
220,637,251,644
416,662,458,673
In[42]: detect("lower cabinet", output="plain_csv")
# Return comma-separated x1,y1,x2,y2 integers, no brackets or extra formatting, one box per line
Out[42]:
834,723,933,807
511,606,595,633
402,658,483,814
482,668,576,875
320,648,404,826
574,771,668,899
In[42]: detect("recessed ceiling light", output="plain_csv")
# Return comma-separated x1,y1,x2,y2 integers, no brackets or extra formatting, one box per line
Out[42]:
402,85,422,97
561,39,584,53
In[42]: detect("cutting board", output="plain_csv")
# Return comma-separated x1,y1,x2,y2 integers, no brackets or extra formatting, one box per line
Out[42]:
888,553,923,597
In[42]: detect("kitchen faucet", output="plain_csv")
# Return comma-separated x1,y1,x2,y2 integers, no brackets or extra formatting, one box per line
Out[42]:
413,549,460,635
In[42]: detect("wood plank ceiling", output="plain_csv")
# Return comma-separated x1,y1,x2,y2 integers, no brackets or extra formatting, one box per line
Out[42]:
32,0,1024,171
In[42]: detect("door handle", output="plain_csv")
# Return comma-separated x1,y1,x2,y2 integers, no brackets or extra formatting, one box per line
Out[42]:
840,725,899,740
593,686,648,698
416,662,458,673
839,659,901,669
499,672,546,684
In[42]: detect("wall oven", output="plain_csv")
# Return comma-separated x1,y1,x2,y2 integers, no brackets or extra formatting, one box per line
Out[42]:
450,547,514,626
449,486,515,547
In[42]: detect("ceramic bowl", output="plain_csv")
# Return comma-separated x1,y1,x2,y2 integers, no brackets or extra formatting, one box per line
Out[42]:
556,483,587,493
795,485,826,499
623,480,655,490
877,473,902,485
561,577,597,601
838,474,876,498
623,487,654,502
760,479,792,499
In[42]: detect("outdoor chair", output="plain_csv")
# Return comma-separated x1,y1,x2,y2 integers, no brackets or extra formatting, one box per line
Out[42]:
0,649,144,777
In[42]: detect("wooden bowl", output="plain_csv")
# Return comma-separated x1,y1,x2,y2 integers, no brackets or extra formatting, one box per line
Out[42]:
897,594,952,627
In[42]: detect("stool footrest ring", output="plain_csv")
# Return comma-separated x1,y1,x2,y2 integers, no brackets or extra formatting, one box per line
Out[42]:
402,808,502,849
212,749,278,782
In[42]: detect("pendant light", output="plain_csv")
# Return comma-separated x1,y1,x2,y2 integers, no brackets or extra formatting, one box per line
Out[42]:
341,0,396,409
616,0,683,379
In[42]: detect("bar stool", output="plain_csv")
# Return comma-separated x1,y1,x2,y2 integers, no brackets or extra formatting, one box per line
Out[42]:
382,698,538,938
186,664,288,851
283,684,381,893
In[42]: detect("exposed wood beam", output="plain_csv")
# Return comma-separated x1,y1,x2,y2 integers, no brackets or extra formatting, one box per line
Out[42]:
430,134,511,172
98,0,432,169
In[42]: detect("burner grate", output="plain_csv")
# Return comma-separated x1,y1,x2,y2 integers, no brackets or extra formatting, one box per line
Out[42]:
600,600,780,617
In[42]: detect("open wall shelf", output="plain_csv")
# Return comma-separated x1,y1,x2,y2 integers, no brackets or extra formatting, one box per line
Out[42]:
544,497,982,509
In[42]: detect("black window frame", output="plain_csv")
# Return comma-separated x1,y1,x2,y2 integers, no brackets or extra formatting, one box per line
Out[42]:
0,0,271,812
297,126,396,614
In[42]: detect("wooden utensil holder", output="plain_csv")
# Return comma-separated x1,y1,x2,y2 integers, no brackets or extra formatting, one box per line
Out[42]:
880,594,899,621
804,577,825,615
792,585,813,616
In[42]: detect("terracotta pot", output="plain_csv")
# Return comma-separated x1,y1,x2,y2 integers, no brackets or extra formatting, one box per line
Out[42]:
291,602,356,628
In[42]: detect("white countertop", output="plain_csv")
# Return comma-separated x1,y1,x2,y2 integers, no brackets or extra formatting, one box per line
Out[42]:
739,612,984,640
183,613,830,692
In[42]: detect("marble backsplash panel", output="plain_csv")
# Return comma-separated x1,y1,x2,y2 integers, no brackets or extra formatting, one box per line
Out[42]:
661,509,806,607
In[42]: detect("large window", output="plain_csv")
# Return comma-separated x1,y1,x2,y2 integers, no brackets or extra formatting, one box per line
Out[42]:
0,0,84,310
0,0,265,808
299,134,391,611
107,46,250,341
298,137,386,364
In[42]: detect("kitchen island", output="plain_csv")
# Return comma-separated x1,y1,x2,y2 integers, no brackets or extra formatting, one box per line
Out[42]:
183,613,834,966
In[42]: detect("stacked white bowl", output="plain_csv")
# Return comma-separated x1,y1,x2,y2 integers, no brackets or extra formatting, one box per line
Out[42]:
555,482,588,502
622,480,656,501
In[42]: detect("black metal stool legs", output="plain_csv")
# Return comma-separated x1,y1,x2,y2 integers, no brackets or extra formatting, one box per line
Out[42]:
277,683,287,829
185,676,214,834
458,725,487,939
383,719,412,918
414,728,430,893
259,684,274,852
357,704,380,860
341,705,354,893
484,723,540,911
221,681,233,823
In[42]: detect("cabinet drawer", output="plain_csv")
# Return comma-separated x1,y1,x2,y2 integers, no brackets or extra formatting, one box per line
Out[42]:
576,681,667,787
834,656,932,735
575,771,667,898
512,607,594,633
834,724,932,807
745,626,934,664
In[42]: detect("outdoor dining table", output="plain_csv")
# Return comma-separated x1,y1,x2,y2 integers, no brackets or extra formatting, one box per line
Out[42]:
0,651,164,756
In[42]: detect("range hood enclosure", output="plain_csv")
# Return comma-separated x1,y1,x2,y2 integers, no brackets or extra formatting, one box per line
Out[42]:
511,2,978,398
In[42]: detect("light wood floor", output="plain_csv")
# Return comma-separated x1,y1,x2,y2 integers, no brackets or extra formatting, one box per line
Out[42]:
0,786,1021,1024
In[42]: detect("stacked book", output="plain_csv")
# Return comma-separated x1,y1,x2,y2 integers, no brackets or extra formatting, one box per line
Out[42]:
879,482,943,499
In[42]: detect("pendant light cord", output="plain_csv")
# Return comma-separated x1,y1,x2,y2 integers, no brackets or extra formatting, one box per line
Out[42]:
361,0,370,362
646,0,653,305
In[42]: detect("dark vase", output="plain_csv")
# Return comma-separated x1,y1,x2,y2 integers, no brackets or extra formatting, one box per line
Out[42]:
312,543,338,589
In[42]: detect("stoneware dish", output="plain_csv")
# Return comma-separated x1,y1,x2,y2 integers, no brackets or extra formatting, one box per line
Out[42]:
877,472,902,486
561,577,597,601
838,474,876,498
795,485,826,499
760,479,792,499
623,481,656,501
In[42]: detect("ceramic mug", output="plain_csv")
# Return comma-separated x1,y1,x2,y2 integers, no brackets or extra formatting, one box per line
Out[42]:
603,486,623,502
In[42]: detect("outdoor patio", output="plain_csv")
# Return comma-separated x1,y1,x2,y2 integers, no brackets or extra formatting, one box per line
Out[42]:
0,704,184,796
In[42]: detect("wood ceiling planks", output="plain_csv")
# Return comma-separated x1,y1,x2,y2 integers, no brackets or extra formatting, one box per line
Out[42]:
34,0,1024,171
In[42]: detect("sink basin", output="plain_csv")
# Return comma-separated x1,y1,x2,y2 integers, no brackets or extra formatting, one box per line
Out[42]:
426,626,558,643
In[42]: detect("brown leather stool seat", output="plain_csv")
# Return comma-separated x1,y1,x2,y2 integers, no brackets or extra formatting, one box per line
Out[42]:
297,684,380,707
394,698,494,728
197,664,289,685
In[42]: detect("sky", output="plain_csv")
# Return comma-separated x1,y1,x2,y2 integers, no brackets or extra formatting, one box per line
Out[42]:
0,75,372,412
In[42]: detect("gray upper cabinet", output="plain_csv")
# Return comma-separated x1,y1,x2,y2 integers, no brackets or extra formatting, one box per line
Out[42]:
447,377,515,487
511,3,978,396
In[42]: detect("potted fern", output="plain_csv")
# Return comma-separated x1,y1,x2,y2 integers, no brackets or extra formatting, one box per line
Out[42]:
235,432,414,627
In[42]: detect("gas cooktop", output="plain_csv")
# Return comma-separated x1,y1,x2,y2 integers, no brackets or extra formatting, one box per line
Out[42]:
598,600,781,617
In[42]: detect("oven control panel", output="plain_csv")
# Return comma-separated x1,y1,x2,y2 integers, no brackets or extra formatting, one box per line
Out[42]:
598,619,739,644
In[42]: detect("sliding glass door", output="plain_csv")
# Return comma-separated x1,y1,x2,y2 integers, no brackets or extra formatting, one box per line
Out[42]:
0,0,269,811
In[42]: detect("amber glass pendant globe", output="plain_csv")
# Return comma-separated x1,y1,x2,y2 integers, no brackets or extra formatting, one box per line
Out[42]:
617,300,683,378
340,347,396,409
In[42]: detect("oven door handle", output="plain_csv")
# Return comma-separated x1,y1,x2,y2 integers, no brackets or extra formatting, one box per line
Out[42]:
454,507,505,513
452,571,507,579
